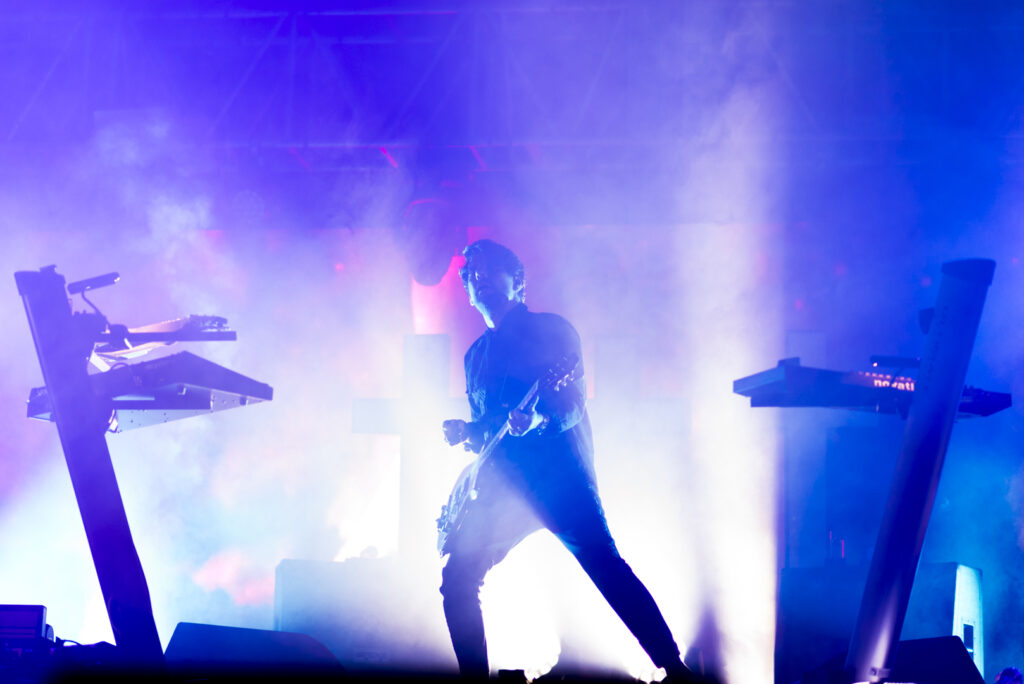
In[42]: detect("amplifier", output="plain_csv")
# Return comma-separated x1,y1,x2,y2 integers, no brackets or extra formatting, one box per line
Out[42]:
0,605,51,643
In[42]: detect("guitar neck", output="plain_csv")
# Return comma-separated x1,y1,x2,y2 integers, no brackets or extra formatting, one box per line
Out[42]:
470,378,542,480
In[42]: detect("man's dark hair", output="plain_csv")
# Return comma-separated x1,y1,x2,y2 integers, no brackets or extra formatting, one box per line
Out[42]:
459,239,526,303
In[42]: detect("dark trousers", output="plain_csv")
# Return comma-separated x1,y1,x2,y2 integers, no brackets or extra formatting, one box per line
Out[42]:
439,461,681,677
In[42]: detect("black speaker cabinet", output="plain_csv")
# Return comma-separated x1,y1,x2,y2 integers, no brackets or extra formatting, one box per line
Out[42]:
776,562,983,684
798,636,983,684
890,636,985,684
164,621,342,675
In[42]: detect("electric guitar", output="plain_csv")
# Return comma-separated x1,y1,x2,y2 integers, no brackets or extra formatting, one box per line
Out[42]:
436,354,580,556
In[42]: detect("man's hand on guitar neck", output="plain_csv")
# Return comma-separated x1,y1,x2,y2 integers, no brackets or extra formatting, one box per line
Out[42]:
508,406,549,436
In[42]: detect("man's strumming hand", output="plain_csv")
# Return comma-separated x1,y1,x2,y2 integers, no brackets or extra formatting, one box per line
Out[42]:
442,419,468,446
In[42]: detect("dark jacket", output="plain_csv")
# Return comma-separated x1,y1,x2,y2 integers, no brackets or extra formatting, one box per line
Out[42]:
463,303,595,491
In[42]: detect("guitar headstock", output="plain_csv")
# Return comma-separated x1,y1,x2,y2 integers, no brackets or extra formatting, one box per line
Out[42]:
544,353,581,392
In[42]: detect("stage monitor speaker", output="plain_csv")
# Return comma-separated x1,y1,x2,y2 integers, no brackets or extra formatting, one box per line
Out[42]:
776,562,983,684
798,636,983,684
164,622,343,675
890,636,984,684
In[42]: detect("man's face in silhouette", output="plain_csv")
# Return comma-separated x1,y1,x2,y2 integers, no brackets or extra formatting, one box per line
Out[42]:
463,254,520,322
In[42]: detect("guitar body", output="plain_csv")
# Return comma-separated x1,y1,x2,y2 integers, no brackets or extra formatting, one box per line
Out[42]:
436,461,476,555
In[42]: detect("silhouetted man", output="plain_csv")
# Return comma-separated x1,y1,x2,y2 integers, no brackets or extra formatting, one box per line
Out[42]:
439,239,698,682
